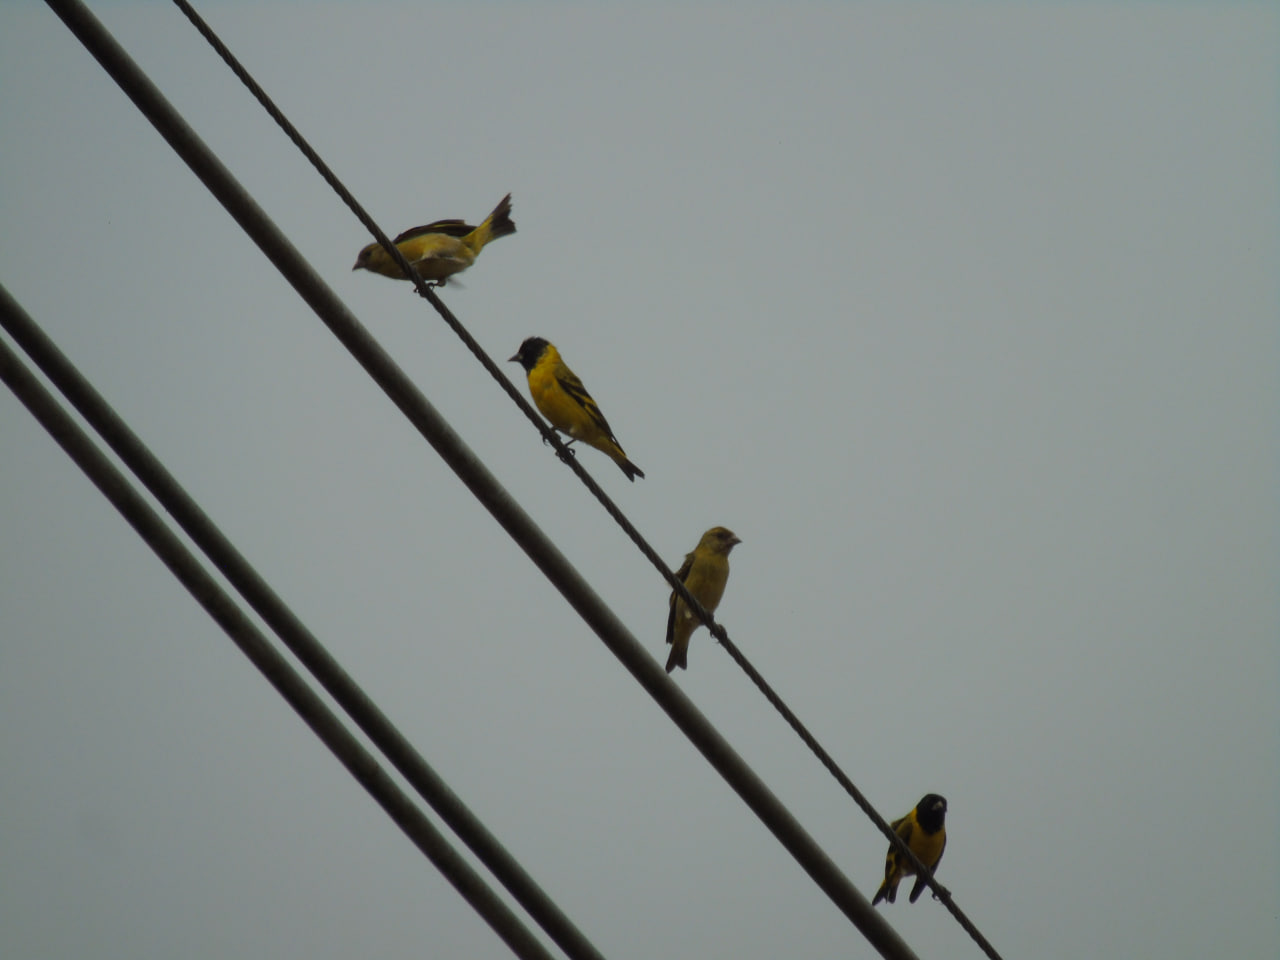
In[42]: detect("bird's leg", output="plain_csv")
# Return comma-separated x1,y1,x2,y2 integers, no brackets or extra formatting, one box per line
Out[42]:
554,442,578,467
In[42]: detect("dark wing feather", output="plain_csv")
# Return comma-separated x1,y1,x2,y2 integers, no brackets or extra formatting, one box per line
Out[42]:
665,552,696,644
393,219,475,243
891,814,913,844
556,371,619,441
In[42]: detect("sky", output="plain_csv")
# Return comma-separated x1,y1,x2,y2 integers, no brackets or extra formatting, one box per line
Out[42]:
1,2,1276,959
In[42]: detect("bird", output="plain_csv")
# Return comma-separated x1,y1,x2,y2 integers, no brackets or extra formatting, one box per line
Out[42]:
872,793,948,906
509,337,644,481
352,193,515,286
665,527,741,672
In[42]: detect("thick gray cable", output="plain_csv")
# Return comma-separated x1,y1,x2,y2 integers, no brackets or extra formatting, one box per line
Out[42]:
0,285,609,960
165,6,1000,955
40,2,920,957
0,309,561,960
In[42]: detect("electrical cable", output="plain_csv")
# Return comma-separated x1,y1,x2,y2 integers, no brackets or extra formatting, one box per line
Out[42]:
157,6,1004,956
0,302,564,960
164,0,714,611
41,2,1002,957
0,284,611,960
36,6,922,958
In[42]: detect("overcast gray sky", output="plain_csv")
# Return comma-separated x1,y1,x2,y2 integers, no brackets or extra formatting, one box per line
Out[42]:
1,2,1276,958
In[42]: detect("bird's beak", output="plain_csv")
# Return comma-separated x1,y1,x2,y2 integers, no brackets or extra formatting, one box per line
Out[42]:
351,262,360,271
508,354,520,363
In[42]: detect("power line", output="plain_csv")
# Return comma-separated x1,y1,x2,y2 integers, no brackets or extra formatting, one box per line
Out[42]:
157,5,1003,956
0,295,563,960
73,0,995,953
163,0,706,603
0,286,610,960
39,3,922,957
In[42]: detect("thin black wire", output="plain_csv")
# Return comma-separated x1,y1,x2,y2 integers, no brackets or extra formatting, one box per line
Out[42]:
164,0,685,581
0,286,610,960
37,5,922,958
162,7,1004,958
162,3,1005,957
0,309,562,960
167,0,548,446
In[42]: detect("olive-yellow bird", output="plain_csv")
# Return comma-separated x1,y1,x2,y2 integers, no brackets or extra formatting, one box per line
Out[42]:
665,527,741,672
509,337,644,481
352,194,515,285
872,793,948,906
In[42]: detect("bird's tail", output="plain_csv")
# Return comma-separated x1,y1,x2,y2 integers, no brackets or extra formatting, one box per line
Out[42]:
665,640,687,673
614,452,645,482
872,878,896,906
464,193,516,253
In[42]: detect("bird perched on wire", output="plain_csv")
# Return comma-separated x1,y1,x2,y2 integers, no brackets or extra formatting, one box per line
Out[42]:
352,193,515,286
872,793,948,906
665,527,741,672
509,337,645,481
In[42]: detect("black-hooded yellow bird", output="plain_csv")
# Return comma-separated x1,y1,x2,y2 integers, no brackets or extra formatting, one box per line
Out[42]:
352,194,515,285
665,527,741,672
509,337,644,481
872,793,948,905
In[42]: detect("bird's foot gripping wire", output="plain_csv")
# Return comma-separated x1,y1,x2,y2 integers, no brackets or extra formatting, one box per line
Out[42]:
414,280,445,296
553,441,578,467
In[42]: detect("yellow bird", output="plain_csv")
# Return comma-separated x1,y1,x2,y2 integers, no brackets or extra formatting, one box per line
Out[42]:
665,527,741,672
509,337,645,481
352,193,515,285
872,794,948,905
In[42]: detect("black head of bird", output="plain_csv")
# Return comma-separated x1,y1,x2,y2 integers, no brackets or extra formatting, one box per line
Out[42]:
916,794,948,833
510,336,551,372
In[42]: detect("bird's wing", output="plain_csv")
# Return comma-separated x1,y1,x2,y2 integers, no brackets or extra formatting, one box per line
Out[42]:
556,370,618,440
393,219,475,243
666,552,697,642
894,815,915,847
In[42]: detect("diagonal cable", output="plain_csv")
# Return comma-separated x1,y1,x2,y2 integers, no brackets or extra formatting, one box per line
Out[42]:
0,296,563,960
39,3,923,956
163,0,705,598
0,285,610,960
161,3,1001,954
48,2,1007,957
